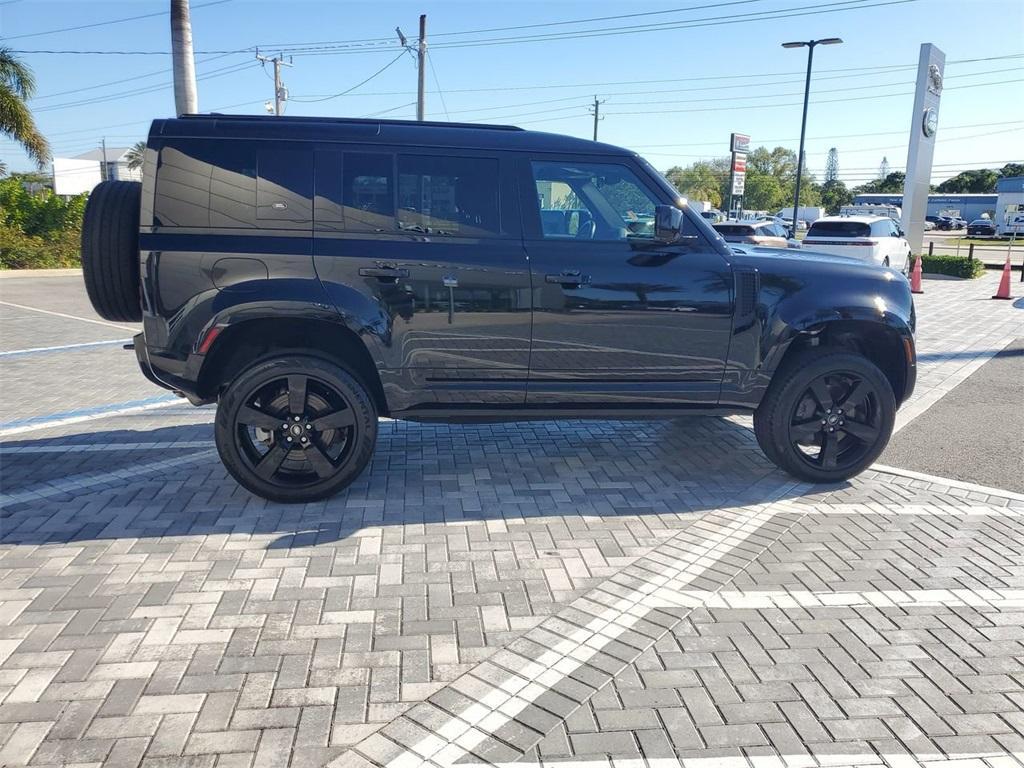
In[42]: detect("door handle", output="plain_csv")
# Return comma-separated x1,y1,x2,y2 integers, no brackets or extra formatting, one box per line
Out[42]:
359,266,410,282
545,271,590,287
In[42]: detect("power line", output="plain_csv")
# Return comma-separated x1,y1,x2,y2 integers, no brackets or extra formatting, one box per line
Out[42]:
33,60,256,112
0,0,232,40
426,53,450,121
289,51,406,103
31,52,242,100
9,0,914,56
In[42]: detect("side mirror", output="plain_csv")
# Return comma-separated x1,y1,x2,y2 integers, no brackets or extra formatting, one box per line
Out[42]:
654,205,684,243
897,229,905,237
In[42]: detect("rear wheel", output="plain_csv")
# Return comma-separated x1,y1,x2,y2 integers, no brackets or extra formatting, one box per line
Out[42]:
754,348,895,484
214,355,377,503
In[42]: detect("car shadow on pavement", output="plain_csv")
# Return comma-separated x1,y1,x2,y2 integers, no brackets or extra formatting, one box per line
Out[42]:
1,415,845,550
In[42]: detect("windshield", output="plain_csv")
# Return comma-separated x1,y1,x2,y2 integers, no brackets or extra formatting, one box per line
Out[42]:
808,221,871,238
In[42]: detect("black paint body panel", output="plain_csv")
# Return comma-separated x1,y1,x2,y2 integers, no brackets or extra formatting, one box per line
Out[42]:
134,115,916,418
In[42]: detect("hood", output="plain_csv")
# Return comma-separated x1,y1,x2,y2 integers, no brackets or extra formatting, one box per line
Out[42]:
729,244,866,267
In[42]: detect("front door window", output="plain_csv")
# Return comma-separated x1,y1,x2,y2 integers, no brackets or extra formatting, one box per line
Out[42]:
531,161,660,241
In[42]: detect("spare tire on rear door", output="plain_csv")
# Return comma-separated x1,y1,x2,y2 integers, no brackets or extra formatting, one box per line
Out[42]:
81,180,143,322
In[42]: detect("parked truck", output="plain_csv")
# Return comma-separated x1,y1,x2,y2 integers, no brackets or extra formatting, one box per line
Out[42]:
775,206,826,224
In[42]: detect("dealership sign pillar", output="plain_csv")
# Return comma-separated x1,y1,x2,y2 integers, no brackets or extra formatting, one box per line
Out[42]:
901,43,944,255
729,132,749,218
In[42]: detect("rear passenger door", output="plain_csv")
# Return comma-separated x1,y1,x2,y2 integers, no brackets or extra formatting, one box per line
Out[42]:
312,147,532,412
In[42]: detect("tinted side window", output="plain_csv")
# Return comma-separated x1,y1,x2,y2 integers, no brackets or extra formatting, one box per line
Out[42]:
156,140,313,229
344,153,395,232
398,155,500,237
531,160,660,241
257,149,312,222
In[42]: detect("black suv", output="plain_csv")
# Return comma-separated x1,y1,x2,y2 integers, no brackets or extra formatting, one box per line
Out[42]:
81,115,916,502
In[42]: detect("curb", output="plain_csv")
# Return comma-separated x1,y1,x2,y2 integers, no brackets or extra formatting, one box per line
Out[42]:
871,463,1024,502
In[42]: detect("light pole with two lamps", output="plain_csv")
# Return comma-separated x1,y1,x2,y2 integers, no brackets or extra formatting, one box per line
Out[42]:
781,37,843,237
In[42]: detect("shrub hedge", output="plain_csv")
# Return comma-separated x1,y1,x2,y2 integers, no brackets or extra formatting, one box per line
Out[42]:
915,253,986,279
0,178,86,269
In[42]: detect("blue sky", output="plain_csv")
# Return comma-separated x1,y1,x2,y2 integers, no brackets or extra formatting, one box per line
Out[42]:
1,0,1021,185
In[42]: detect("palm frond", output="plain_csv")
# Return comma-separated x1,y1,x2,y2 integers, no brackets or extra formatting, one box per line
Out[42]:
0,48,36,100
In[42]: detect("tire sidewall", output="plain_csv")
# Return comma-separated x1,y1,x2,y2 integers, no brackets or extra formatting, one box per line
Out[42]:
215,355,378,503
758,350,896,483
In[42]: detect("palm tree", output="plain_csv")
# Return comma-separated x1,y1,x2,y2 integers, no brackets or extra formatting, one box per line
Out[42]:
1,49,49,168
0,158,7,177
125,141,146,171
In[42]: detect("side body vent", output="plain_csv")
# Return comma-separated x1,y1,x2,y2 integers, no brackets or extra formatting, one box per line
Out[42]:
733,267,760,330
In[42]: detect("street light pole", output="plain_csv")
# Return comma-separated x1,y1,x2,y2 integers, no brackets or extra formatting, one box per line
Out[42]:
782,37,842,237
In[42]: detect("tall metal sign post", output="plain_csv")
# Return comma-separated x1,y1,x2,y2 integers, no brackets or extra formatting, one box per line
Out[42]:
729,132,749,218
901,43,944,255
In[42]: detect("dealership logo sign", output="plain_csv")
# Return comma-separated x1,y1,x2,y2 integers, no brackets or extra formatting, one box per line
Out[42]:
922,107,939,138
927,63,943,96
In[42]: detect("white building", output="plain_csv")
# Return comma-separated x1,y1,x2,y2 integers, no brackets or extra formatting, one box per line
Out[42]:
51,147,141,196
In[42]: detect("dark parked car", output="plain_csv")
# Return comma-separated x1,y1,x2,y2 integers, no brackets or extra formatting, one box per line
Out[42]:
713,219,793,248
925,215,953,231
966,219,997,237
80,115,917,502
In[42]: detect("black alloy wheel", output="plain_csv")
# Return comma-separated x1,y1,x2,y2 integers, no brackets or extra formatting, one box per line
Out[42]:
215,356,377,502
753,349,896,484
788,371,881,472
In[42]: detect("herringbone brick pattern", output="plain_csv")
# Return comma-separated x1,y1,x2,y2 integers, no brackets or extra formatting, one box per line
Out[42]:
528,488,1024,765
0,271,1021,767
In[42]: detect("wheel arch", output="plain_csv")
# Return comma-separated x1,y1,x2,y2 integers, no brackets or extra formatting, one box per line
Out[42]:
196,317,388,414
773,318,913,405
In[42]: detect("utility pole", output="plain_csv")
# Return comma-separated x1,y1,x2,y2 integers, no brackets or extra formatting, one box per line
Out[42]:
256,50,293,115
589,96,605,141
170,0,198,115
101,138,108,181
416,14,427,121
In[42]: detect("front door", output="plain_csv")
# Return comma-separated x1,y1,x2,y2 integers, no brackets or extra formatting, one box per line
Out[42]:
521,156,733,406
313,147,531,412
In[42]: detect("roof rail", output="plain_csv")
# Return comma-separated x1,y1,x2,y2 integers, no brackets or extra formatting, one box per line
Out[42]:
187,113,524,132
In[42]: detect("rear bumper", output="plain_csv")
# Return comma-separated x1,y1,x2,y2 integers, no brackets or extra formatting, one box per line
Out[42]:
134,332,208,404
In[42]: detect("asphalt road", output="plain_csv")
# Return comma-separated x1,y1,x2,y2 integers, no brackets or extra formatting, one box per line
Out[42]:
881,337,1024,492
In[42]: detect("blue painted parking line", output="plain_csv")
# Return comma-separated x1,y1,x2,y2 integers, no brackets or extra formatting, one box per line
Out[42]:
0,339,132,359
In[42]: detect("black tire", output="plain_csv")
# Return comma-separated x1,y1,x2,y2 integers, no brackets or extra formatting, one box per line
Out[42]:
81,180,143,322
215,355,378,503
753,348,895,484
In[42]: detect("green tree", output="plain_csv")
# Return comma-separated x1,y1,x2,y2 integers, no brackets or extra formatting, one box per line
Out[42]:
0,48,49,167
0,158,6,177
741,173,784,211
125,141,146,171
665,160,725,208
935,168,999,193
854,171,906,195
999,163,1024,179
819,179,853,215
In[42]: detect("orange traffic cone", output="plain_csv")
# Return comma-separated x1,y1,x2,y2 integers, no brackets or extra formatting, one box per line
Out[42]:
992,253,1013,300
910,254,924,294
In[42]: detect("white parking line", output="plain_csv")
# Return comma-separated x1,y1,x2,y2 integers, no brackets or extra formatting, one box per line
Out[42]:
0,300,137,332
474,751,1024,768
0,339,132,358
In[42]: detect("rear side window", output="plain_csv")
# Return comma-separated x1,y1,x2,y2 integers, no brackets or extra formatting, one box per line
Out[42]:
398,155,500,237
807,220,870,238
316,152,501,237
155,140,311,228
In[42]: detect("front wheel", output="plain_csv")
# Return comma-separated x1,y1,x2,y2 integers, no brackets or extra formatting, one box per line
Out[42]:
753,349,895,484
215,355,378,503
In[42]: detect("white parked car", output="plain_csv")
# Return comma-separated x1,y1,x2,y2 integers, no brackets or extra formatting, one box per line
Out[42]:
802,215,912,274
